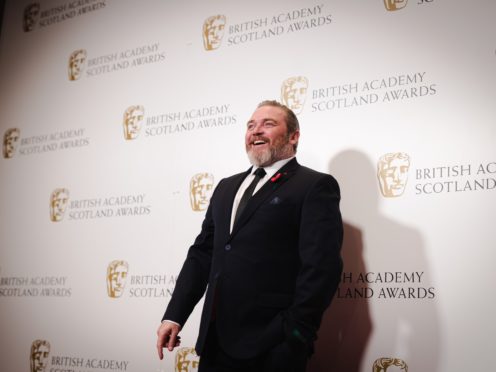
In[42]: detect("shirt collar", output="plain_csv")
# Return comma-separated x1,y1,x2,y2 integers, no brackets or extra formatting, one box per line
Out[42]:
251,156,294,176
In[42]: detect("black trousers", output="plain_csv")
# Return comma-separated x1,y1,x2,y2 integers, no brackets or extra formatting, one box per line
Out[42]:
198,322,308,372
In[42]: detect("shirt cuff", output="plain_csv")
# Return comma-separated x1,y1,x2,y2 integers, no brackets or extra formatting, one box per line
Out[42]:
162,319,181,328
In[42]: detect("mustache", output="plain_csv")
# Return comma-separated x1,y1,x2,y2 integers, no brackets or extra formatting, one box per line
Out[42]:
248,136,270,144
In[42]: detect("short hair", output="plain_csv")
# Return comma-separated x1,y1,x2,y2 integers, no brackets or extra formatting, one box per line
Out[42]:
256,100,299,151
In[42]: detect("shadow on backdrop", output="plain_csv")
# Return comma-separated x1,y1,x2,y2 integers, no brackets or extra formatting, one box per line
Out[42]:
308,150,440,372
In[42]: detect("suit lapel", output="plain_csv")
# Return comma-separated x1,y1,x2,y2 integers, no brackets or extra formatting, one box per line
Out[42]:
230,158,300,238
218,169,251,239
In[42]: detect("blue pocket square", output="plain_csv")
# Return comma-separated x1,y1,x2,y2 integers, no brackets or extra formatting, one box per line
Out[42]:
270,196,282,205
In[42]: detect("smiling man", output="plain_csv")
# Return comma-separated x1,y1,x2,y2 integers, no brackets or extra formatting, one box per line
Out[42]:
157,100,343,372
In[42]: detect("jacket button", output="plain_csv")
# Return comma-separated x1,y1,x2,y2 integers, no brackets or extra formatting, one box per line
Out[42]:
225,244,231,251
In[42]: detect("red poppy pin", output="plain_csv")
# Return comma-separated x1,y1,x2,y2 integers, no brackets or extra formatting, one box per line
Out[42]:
270,172,283,183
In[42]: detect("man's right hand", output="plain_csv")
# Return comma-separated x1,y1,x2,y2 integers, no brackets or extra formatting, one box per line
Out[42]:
156,321,181,360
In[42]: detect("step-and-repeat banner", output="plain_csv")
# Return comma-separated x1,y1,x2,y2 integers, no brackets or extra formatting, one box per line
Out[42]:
1,0,495,371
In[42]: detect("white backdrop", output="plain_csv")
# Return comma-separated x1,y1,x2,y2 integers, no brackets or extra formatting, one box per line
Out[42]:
1,0,495,371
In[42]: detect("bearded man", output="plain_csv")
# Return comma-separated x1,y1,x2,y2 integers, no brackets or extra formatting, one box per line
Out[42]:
157,100,343,372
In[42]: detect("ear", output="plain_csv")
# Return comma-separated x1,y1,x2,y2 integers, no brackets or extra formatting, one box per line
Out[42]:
289,130,300,145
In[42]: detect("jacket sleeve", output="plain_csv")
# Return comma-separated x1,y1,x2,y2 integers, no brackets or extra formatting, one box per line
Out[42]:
161,180,222,327
284,174,343,347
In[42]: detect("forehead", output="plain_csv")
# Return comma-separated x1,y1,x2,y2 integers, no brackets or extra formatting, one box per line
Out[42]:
249,105,287,123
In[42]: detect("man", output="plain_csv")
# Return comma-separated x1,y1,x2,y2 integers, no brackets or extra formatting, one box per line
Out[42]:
157,100,343,371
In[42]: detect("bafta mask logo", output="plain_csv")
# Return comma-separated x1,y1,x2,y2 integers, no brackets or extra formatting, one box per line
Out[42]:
384,0,408,11
23,3,41,32
30,339,50,372
123,105,145,140
3,128,21,159
107,260,129,298
202,15,227,51
49,188,70,222
190,173,214,211
373,357,408,371
377,152,410,197
68,49,87,81
175,347,199,372
281,76,309,115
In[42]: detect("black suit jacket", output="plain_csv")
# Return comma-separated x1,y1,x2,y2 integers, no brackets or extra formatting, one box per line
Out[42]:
163,158,343,359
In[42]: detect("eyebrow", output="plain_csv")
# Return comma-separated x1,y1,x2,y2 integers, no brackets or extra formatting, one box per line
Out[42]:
246,118,277,125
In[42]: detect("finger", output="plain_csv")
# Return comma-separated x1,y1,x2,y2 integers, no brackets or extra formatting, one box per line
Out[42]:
156,327,170,360
167,329,178,351
157,339,164,360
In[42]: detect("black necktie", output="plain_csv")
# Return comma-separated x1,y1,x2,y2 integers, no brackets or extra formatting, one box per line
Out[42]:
234,168,266,224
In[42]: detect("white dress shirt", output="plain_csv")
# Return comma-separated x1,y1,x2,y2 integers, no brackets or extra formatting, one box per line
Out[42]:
163,156,294,328
230,157,294,232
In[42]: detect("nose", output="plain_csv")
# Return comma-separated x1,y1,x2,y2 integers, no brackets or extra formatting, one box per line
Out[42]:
252,121,265,135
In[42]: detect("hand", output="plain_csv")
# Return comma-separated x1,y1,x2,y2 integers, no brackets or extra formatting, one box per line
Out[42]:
156,321,181,359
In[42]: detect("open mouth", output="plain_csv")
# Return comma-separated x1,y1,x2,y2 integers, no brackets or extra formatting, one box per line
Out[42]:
252,139,268,146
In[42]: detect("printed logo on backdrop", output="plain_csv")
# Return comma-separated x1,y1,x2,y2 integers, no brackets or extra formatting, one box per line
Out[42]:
50,188,70,222
106,260,128,298
384,0,408,11
23,1,106,32
121,104,237,140
384,0,434,12
377,153,410,198
202,4,332,50
123,106,145,140
67,43,165,81
106,260,177,299
30,339,50,372
376,153,496,197
175,347,199,372
281,76,309,115
190,173,214,211
49,190,151,222
3,128,20,158
0,275,71,297
1,128,90,159
337,271,435,300
373,357,408,371
30,340,129,371
203,15,227,51
311,72,437,112
68,49,87,80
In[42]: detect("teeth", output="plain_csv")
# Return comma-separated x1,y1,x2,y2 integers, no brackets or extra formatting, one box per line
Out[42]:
254,140,266,145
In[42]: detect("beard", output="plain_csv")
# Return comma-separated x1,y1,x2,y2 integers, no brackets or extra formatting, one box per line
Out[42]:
246,136,294,167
